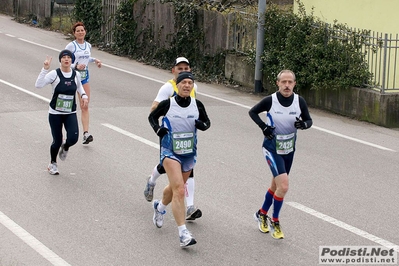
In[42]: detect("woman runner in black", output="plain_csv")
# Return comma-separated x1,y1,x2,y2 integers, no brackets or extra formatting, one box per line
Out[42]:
35,50,88,175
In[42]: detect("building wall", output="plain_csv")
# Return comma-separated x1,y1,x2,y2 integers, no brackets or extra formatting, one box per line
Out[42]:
294,0,399,34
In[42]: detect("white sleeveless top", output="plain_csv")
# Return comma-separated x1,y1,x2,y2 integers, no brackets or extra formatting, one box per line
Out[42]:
266,92,300,135
263,93,301,155
164,97,199,133
161,97,199,155
65,41,92,69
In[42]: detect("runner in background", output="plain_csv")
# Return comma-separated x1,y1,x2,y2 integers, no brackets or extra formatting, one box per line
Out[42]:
65,21,102,144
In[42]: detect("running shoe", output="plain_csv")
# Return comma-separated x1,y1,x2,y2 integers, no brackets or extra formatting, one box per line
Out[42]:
153,200,166,228
186,206,202,221
48,162,59,175
270,221,284,239
82,132,93,144
58,143,68,161
179,229,197,247
144,176,155,202
254,210,270,233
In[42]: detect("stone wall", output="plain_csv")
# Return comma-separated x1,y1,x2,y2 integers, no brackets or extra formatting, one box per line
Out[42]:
300,87,399,128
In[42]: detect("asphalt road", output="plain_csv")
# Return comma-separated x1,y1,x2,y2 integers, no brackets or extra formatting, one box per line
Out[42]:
1,14,398,266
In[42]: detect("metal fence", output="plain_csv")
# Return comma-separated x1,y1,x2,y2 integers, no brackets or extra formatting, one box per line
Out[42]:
326,25,399,93
321,26,399,93
362,32,399,93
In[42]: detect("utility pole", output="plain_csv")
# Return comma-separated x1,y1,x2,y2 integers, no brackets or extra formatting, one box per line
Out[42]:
254,0,266,93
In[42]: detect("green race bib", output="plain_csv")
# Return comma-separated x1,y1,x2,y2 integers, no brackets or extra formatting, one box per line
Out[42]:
172,132,194,155
55,94,74,112
276,133,295,155
78,69,87,79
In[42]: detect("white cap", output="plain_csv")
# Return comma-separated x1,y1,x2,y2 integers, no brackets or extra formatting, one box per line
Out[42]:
174,57,190,66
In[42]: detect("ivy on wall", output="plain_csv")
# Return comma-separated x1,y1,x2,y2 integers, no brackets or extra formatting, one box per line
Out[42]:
112,0,137,56
73,0,103,44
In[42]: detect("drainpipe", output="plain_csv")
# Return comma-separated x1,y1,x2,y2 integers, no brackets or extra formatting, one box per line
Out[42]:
254,0,266,93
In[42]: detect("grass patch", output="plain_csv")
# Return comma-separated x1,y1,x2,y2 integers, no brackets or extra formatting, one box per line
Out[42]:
50,15,73,34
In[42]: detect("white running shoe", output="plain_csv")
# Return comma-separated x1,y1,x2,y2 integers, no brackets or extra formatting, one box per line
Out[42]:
179,229,197,247
48,162,59,175
153,200,166,228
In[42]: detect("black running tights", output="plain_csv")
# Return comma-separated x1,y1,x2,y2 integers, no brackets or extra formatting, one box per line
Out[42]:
48,113,79,162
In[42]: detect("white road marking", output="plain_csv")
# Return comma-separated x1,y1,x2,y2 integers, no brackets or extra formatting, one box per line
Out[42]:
287,202,398,253
19,38,60,52
102,63,165,84
0,79,50,103
312,125,395,152
17,37,164,84
102,123,159,149
0,211,71,266
198,92,254,109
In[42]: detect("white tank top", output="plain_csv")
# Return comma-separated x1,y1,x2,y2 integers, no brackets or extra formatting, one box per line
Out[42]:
162,97,199,155
165,97,199,133
69,41,92,69
266,93,300,135
263,93,301,154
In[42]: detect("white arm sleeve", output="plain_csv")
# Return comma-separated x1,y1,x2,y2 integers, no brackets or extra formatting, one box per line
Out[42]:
35,69,57,88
